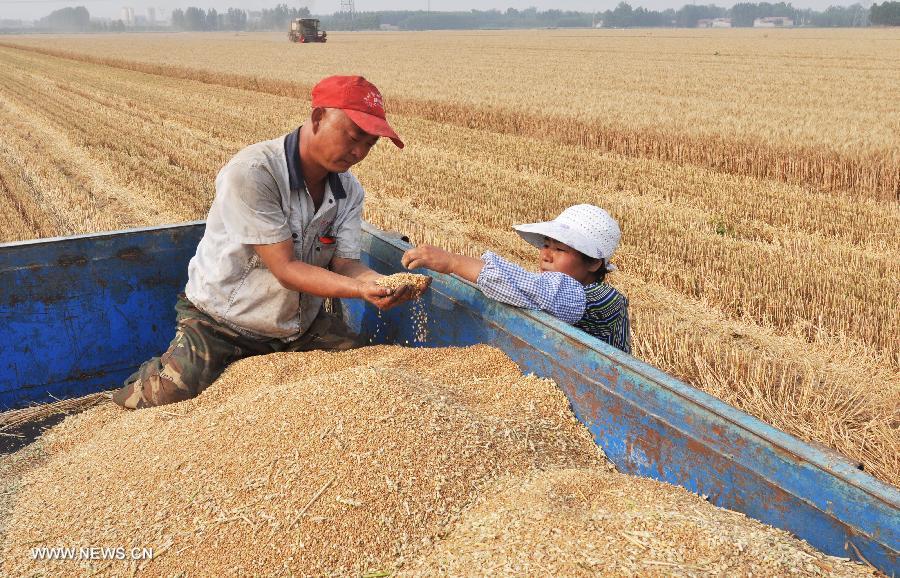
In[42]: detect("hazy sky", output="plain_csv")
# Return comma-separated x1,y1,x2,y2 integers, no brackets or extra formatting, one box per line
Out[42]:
1,0,858,22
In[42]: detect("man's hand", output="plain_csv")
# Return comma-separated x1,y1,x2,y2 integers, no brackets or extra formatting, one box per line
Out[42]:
250,246,426,310
357,280,415,311
333,258,422,311
402,245,484,283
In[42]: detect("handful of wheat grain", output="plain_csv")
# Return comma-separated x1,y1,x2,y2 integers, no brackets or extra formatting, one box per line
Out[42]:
376,273,431,299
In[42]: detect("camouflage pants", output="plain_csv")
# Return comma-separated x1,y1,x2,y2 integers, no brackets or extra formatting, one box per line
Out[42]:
111,294,360,410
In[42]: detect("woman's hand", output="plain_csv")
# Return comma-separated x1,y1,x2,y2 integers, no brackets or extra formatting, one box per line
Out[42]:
401,245,458,274
402,245,484,283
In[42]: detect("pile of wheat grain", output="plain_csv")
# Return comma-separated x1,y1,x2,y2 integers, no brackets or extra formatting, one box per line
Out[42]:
402,468,876,577
0,345,877,577
0,345,606,576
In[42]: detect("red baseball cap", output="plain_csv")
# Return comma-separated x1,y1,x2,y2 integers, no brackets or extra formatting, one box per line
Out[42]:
311,75,404,149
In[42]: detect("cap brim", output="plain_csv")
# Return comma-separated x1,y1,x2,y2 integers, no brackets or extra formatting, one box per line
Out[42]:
343,108,404,149
513,221,594,257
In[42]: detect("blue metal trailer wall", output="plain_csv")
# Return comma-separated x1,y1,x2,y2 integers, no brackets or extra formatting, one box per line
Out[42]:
0,222,897,575
0,223,205,409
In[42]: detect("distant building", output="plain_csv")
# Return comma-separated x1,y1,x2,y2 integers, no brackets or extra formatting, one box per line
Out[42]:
697,18,732,28
120,7,135,26
147,7,156,25
753,16,794,27
379,24,400,31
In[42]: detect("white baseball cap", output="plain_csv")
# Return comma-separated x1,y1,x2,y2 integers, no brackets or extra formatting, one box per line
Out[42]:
513,205,621,272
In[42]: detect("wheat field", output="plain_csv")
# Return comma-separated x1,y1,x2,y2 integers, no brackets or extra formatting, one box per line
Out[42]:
0,30,897,486
4,29,898,199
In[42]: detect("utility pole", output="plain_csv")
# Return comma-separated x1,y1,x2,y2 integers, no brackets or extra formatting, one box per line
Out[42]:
340,0,355,30
852,0,871,26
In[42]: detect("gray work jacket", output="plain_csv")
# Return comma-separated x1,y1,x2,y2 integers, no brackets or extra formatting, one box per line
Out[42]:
185,127,365,340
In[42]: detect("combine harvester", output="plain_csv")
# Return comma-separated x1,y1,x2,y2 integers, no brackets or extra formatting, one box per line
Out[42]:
288,18,327,43
0,222,897,575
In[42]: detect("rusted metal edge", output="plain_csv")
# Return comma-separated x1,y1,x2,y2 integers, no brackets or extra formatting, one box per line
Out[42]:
0,221,206,249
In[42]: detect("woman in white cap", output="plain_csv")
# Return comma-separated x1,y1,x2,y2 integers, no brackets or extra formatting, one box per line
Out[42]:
401,205,631,354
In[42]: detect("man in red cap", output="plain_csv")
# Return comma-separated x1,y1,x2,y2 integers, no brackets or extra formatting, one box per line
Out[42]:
112,75,421,410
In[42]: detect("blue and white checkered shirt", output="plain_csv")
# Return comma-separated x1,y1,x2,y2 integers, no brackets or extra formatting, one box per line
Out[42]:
476,251,631,353
476,251,586,323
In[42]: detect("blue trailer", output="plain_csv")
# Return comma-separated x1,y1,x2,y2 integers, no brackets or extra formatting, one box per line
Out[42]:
0,222,897,575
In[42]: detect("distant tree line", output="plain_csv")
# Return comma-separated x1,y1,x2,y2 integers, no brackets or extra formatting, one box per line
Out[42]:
36,6,90,31
322,8,594,31
21,6,129,31
16,2,900,34
322,3,895,29
597,1,877,27
325,8,602,30
870,1,900,24
171,4,309,31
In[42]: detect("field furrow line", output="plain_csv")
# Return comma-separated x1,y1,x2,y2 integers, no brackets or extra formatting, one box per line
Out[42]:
0,155,57,242
0,68,220,222
1,41,895,200
0,85,181,234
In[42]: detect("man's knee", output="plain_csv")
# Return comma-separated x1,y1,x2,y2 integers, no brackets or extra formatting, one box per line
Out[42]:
111,368,195,410
112,331,210,410
113,358,199,409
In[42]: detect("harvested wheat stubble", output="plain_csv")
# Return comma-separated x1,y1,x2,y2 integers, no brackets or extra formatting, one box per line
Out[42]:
376,273,431,299
402,468,877,578
1,345,607,576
